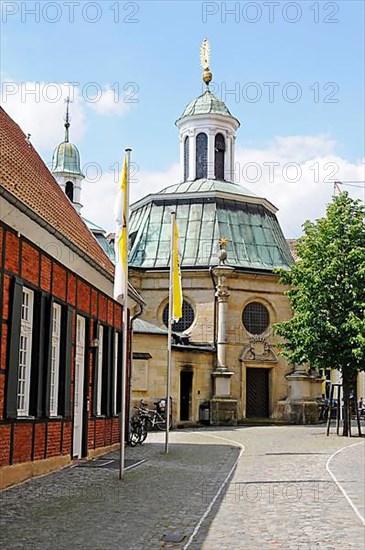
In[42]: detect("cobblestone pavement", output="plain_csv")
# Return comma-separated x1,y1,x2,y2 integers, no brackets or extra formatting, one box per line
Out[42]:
1,426,364,550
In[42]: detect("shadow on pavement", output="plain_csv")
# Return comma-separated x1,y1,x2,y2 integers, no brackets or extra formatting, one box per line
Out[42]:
1,438,240,550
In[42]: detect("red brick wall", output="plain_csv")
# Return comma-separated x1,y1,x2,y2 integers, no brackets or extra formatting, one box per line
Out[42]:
0,223,131,470
40,256,52,292
46,423,62,458
21,242,39,286
12,424,33,463
4,231,19,274
33,424,46,461
0,425,11,466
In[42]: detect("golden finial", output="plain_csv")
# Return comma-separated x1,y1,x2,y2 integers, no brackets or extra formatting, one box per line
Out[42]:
200,38,212,87
218,237,228,265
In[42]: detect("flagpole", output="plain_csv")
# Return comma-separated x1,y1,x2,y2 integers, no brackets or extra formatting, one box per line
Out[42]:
165,211,175,454
119,147,131,479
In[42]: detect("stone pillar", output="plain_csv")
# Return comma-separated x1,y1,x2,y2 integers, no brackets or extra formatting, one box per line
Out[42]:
189,130,196,181
232,135,237,183
207,129,215,179
179,133,185,182
277,364,322,424
210,253,237,425
215,268,231,371
224,134,232,182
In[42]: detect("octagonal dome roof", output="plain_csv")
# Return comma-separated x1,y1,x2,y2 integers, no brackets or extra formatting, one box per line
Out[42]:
129,179,293,271
176,90,240,126
159,179,257,198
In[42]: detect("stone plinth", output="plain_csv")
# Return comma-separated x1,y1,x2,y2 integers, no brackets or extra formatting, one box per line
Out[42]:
211,369,234,397
277,364,321,424
277,400,319,424
210,397,237,426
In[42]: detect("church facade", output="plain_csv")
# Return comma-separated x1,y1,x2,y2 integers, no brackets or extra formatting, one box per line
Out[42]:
129,60,322,425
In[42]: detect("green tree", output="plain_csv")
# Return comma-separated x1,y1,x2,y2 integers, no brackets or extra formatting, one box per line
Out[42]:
275,192,365,435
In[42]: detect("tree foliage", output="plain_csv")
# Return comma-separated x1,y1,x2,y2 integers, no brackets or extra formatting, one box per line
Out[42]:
275,192,365,380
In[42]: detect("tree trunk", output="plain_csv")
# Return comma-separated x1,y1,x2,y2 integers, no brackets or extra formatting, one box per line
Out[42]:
342,373,352,437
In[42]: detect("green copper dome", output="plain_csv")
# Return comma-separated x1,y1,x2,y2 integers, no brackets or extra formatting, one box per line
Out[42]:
52,141,84,178
129,179,293,271
176,90,240,125
159,179,257,198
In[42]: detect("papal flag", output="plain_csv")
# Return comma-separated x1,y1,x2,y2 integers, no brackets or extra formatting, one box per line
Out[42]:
171,216,183,321
114,156,128,302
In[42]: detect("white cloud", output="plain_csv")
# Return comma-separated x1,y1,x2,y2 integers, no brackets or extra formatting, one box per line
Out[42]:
82,163,180,233
0,80,86,151
234,136,364,236
88,86,132,116
2,90,360,239
0,80,133,154
82,134,364,238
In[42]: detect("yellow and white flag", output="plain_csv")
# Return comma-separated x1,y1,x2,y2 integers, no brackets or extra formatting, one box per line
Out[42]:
114,156,128,302
171,216,182,321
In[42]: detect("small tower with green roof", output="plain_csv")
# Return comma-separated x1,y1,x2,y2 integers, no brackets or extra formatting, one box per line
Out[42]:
176,39,240,183
51,98,85,213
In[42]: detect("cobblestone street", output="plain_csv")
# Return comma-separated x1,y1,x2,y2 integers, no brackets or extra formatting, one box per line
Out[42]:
1,426,364,550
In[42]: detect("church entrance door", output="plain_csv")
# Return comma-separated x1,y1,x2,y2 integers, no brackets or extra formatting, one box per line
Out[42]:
246,368,269,418
180,371,193,421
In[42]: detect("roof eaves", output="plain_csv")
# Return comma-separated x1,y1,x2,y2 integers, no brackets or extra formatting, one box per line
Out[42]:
131,190,278,214
0,185,115,281
2,185,146,305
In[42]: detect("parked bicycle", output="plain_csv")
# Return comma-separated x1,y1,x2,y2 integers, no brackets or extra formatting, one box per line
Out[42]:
128,399,172,446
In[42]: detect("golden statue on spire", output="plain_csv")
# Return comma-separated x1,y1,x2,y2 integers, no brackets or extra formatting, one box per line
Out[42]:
200,38,212,87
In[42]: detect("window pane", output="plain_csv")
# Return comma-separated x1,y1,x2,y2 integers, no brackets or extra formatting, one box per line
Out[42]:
163,300,195,332
215,133,225,180
242,302,270,335
196,133,207,179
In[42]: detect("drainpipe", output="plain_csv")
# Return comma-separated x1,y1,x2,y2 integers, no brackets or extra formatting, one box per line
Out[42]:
209,266,217,351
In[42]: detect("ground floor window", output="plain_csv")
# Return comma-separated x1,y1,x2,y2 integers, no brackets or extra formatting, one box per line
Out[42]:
49,303,61,416
96,325,104,416
17,288,34,417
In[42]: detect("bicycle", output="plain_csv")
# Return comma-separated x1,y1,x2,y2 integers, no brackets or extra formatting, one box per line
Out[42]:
128,399,172,446
142,399,172,432
128,414,145,447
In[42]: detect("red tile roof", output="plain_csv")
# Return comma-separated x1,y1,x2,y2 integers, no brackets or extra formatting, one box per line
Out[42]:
0,107,114,278
286,239,299,262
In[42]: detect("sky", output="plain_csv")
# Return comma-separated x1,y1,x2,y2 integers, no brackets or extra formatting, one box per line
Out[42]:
1,0,364,237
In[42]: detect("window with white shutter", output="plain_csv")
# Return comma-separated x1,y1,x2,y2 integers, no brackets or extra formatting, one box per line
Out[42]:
17,288,34,416
49,303,61,416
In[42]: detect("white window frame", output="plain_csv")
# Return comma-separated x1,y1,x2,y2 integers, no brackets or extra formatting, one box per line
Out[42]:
17,288,34,417
113,332,119,416
49,303,61,417
96,325,104,416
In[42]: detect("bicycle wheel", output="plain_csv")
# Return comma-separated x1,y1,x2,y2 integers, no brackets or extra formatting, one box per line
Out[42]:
128,427,139,446
139,417,151,443
155,412,172,431
129,417,141,446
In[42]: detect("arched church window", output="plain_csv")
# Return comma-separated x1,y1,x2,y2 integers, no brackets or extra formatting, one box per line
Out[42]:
196,133,207,179
242,302,270,335
162,300,195,332
65,181,74,202
215,133,225,180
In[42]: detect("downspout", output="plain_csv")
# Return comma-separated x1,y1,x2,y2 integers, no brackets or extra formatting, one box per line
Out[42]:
209,266,217,353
